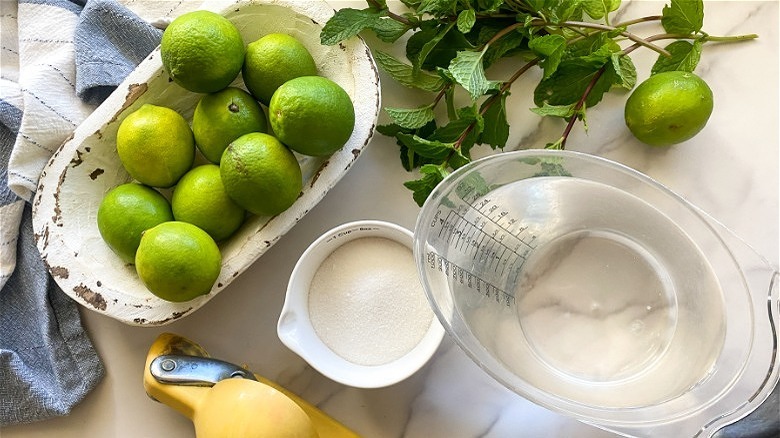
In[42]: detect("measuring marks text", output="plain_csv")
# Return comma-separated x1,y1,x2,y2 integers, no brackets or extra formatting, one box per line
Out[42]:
426,251,515,307
427,198,539,306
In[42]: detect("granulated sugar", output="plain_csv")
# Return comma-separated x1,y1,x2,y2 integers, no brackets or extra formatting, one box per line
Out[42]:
307,237,433,366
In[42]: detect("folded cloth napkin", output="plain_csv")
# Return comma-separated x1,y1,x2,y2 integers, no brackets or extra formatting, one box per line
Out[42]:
0,0,162,425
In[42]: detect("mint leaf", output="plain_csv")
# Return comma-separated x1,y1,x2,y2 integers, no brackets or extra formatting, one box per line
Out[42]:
373,51,446,92
457,9,477,34
522,0,583,23
399,143,439,171
651,40,703,74
529,34,567,79
662,0,704,34
371,18,411,43
386,104,436,129
533,62,598,106
530,103,579,118
480,93,509,148
578,42,620,67
533,40,623,107
582,0,621,20
449,50,495,100
534,57,620,108
376,123,407,137
320,9,381,45
430,105,483,155
400,0,422,8
431,115,475,143
548,0,585,22
321,8,409,45
378,120,439,171
381,121,440,171
477,0,504,13
566,32,610,58
396,133,461,162
368,0,388,11
524,0,546,11
404,164,449,206
483,27,526,67
409,21,458,75
609,53,636,89
418,0,457,16
588,61,624,106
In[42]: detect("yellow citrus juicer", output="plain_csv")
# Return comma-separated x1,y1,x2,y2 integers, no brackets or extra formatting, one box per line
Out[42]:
143,333,360,437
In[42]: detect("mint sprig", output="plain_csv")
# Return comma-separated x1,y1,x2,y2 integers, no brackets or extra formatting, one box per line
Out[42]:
322,0,757,206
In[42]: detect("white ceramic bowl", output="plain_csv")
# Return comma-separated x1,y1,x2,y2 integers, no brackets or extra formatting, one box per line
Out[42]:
31,0,380,326
277,220,445,388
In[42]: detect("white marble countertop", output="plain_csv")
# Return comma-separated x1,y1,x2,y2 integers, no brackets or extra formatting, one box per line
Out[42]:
4,1,778,437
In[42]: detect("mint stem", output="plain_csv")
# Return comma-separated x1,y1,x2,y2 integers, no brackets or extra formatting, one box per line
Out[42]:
614,15,663,27
560,66,607,149
531,19,672,57
367,0,412,26
703,33,758,42
452,58,541,152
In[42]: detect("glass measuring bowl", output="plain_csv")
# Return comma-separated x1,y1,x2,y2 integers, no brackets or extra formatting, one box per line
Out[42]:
414,149,779,437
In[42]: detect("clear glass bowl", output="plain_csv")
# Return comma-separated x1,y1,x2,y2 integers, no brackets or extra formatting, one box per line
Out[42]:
414,149,779,437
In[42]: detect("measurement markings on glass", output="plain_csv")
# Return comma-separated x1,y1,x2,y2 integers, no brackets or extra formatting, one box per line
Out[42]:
428,197,540,301
470,198,538,252
437,204,535,277
426,251,515,307
455,221,474,252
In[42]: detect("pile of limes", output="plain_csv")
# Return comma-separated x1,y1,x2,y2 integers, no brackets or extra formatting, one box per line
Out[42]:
97,10,355,303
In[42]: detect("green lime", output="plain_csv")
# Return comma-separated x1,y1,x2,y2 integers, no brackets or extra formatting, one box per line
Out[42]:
97,183,174,264
192,87,267,163
116,103,195,188
268,76,354,157
171,164,245,241
242,33,318,105
220,132,302,216
135,221,222,302
624,71,714,147
161,10,244,93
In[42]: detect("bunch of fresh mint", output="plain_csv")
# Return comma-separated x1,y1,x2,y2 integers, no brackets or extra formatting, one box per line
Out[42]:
320,0,755,205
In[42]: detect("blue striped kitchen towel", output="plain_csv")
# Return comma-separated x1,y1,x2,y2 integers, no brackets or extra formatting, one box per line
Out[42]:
0,0,162,425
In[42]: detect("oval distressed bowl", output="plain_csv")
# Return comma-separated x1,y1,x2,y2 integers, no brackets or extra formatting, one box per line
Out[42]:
31,0,380,326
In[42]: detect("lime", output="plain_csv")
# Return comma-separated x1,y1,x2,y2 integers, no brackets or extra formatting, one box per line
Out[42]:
242,33,318,105
268,76,355,157
116,103,195,188
171,164,245,241
624,71,714,147
161,10,244,93
135,221,222,302
97,183,174,264
220,132,302,216
191,87,267,163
